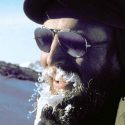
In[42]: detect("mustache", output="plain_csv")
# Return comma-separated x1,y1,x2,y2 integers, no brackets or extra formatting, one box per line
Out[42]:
37,66,85,97
54,61,80,75
39,66,84,92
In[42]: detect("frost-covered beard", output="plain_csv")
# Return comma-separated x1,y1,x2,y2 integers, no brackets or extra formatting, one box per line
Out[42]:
34,66,84,125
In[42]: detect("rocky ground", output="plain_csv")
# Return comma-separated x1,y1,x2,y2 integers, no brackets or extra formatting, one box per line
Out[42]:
0,61,38,82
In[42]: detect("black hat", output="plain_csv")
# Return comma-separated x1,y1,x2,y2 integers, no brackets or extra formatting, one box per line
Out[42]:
23,0,125,28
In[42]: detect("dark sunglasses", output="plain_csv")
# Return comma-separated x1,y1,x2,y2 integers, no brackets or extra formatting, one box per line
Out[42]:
34,26,107,57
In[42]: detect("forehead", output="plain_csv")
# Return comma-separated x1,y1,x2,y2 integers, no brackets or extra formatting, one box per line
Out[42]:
43,18,112,29
43,18,78,29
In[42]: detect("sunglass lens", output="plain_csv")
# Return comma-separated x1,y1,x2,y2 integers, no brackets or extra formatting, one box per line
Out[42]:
58,32,86,57
34,28,53,52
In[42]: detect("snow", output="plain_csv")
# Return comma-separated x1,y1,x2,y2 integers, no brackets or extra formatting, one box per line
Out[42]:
19,61,31,68
19,61,43,72
0,75,36,125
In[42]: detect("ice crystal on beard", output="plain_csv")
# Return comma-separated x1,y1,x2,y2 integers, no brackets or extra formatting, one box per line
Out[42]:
27,82,41,119
27,73,44,119
60,104,74,121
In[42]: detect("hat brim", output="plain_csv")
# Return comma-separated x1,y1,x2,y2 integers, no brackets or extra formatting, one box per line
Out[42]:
23,0,125,29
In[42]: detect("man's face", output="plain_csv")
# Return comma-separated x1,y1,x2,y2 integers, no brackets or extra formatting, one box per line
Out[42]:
34,18,122,125
40,18,116,90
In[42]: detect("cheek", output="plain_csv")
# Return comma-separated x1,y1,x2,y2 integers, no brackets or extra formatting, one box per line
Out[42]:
78,48,108,74
88,48,107,68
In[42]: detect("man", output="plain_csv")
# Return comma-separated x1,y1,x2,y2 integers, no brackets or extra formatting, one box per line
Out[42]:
23,0,125,125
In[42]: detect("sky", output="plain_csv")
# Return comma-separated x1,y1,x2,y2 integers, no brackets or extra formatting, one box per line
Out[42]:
0,0,41,64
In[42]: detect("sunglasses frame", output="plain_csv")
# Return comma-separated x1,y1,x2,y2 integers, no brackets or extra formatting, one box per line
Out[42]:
35,25,108,57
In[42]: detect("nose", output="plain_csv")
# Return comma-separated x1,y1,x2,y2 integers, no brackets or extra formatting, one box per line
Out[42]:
46,35,59,66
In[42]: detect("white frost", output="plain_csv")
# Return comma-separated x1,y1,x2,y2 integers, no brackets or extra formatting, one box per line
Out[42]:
32,66,83,125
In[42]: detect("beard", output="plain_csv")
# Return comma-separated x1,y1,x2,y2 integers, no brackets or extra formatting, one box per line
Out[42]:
33,65,121,125
34,66,84,125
